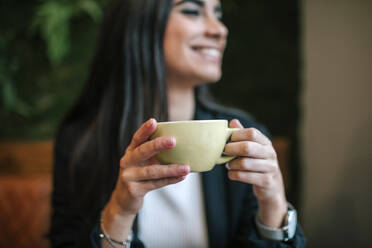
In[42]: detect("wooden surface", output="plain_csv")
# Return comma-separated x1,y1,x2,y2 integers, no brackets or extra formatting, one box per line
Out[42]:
0,141,53,247
0,141,53,175
0,175,51,248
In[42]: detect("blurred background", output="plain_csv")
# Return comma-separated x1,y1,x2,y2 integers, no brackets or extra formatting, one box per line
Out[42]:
0,0,371,247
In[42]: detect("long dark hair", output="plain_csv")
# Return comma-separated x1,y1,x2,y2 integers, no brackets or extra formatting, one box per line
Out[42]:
68,0,172,206
52,0,221,245
53,0,173,241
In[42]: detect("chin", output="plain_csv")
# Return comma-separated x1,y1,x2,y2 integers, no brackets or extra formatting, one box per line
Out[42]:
197,69,222,84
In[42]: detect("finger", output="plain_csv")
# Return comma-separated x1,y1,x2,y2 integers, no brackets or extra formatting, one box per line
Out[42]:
224,141,274,159
231,127,271,145
126,176,187,198
123,164,190,181
228,170,273,188
227,157,277,173
229,119,244,129
127,118,157,151
128,136,176,164
148,156,160,165
141,176,187,193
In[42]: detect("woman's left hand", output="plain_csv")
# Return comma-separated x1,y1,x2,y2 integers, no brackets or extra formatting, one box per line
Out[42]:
225,119,288,228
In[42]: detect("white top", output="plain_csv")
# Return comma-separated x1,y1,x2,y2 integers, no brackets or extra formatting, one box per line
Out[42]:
138,172,209,248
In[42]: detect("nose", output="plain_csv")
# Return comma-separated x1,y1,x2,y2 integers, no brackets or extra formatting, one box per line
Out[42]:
205,16,228,41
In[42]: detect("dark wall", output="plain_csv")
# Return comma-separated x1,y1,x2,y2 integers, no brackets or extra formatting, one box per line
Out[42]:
211,0,300,137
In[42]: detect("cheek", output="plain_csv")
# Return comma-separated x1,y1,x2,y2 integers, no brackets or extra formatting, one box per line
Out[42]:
164,18,191,55
164,31,183,58
163,20,194,74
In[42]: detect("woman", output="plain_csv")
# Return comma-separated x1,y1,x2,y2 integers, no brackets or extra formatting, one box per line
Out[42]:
50,0,306,247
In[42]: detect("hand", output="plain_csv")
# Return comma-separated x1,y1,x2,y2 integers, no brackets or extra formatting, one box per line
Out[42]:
109,118,190,216
224,119,287,228
100,119,190,243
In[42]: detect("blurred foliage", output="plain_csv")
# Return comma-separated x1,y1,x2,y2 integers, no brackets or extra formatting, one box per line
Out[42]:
0,0,107,140
0,37,30,117
0,0,300,142
32,0,103,64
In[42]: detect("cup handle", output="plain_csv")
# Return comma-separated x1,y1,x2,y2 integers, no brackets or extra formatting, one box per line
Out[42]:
215,127,240,164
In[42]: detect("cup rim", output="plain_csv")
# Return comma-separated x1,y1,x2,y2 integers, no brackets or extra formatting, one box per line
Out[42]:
157,119,227,125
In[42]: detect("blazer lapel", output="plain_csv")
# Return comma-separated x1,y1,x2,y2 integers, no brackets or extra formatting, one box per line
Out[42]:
202,166,228,248
195,100,229,247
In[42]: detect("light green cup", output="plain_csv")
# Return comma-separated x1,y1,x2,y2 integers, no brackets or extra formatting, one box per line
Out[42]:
151,120,239,172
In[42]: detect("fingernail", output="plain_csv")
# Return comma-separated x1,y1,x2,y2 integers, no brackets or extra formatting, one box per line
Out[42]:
179,165,190,174
234,119,243,128
147,118,155,127
164,137,175,147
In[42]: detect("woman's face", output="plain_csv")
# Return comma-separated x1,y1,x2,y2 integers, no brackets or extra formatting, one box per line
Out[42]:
164,0,228,86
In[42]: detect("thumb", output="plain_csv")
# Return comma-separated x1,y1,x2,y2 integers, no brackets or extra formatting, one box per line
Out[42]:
229,119,244,129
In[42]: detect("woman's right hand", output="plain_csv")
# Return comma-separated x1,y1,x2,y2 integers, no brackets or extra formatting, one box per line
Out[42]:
106,118,190,217
100,118,189,245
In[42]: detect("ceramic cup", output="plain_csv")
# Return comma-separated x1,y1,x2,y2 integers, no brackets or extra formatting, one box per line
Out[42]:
150,120,239,172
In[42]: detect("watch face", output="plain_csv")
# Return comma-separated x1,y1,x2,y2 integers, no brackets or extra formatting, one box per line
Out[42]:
288,210,295,223
286,208,297,240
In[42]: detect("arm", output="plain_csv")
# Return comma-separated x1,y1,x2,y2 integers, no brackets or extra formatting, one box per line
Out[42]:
226,119,306,247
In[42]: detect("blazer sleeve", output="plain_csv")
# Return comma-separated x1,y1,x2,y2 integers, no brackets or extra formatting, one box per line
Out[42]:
49,124,89,247
229,184,306,248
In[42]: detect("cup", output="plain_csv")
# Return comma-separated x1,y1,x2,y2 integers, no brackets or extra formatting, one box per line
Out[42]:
150,120,239,172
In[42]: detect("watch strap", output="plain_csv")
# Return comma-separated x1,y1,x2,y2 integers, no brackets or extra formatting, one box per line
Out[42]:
255,202,297,241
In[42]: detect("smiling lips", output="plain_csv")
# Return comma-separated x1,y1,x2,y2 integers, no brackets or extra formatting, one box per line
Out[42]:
192,46,223,63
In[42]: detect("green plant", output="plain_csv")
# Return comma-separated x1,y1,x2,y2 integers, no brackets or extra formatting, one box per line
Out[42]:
0,37,30,117
0,0,106,140
32,0,103,65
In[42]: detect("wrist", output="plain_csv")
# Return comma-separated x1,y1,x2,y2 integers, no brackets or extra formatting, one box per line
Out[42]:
103,200,136,225
109,189,134,216
101,195,136,242
257,195,287,228
110,186,143,216
100,208,134,248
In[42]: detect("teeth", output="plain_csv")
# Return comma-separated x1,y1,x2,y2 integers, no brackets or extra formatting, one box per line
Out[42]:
199,48,220,57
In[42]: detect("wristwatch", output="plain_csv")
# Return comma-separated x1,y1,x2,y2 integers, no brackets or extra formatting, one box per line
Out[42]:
255,202,297,242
